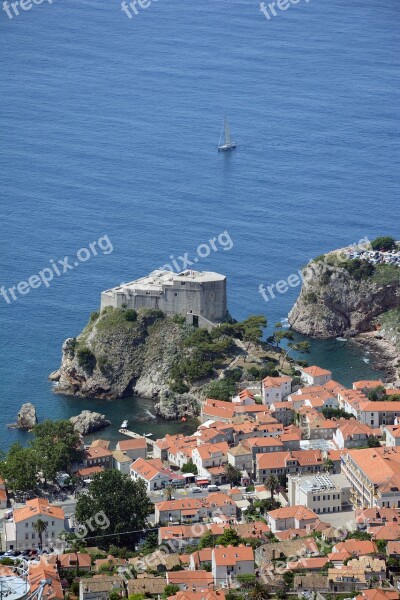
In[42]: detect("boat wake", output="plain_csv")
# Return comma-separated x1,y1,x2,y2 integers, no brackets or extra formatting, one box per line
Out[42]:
146,410,157,419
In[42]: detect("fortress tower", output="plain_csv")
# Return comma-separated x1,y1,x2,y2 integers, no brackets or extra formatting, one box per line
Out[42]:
101,269,227,327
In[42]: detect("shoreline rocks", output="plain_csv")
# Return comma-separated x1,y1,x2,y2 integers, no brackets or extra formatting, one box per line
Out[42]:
16,402,38,430
70,410,111,435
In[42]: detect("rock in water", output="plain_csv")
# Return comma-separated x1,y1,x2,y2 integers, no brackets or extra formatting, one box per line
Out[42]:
70,410,111,435
17,403,38,430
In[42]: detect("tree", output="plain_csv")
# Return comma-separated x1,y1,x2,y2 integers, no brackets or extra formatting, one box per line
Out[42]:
371,236,396,251
181,459,198,475
224,463,242,488
164,485,174,501
75,470,151,549
280,340,311,367
162,584,180,599
242,315,267,350
199,530,216,549
268,327,294,350
236,574,257,589
367,385,386,401
205,379,236,402
0,443,38,492
31,420,84,483
246,580,269,600
33,518,48,549
367,437,381,447
265,474,279,499
215,528,242,547
323,458,334,473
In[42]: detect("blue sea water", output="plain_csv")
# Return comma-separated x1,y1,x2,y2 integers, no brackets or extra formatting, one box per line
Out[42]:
0,0,399,452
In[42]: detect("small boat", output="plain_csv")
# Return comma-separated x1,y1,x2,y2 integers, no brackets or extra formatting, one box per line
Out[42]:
144,433,153,437
218,117,236,152
121,420,128,429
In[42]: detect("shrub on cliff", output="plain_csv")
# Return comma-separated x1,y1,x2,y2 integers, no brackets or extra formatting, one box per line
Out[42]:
77,346,96,372
205,379,236,401
371,236,396,251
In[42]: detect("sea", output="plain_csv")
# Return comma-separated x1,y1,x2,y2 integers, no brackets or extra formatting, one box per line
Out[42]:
0,0,399,452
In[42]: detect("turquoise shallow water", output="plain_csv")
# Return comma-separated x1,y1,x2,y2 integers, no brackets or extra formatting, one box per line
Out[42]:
0,0,399,451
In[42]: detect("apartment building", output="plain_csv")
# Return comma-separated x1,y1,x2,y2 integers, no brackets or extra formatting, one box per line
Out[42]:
333,421,375,449
342,447,400,508
255,449,324,484
262,376,292,405
4,498,65,551
155,493,237,524
287,473,351,514
191,442,229,484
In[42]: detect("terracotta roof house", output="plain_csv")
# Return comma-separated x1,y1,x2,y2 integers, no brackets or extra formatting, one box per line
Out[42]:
267,506,319,533
166,570,214,591
4,498,65,551
212,544,254,586
301,366,332,386
29,559,63,600
256,449,324,483
168,592,226,600
116,437,147,459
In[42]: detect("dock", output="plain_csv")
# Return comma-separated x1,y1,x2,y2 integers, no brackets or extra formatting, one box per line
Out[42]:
118,428,156,447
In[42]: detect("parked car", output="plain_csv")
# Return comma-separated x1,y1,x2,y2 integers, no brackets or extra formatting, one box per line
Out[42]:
191,487,204,493
207,485,220,492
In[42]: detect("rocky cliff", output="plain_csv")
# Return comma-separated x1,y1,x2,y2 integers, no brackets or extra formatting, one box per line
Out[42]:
51,308,193,401
288,254,400,374
289,256,400,338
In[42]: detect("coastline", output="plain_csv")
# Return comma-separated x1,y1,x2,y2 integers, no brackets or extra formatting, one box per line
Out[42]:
350,331,399,383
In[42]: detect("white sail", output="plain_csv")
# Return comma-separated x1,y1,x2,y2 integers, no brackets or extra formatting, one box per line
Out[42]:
218,116,236,151
224,118,231,146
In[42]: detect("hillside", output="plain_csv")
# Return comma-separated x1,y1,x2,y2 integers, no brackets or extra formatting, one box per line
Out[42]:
288,248,400,377
50,308,273,418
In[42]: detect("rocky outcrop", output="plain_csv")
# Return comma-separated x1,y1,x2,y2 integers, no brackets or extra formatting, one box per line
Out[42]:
70,410,111,435
17,403,38,429
154,390,200,420
51,308,194,401
288,258,400,339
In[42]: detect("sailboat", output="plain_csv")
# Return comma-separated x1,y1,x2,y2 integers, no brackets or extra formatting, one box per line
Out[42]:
218,117,236,152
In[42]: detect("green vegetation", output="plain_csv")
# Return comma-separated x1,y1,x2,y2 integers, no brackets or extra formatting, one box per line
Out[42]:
368,384,400,402
181,459,198,474
170,314,266,388
347,530,372,541
162,584,180,599
371,236,396,251
77,346,96,372
304,291,318,304
322,407,354,420
372,264,400,285
224,463,242,487
0,420,84,491
367,437,381,447
205,379,236,401
265,474,279,499
75,470,151,549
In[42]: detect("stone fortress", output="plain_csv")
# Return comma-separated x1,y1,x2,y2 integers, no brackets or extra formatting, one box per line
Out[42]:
101,269,227,328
